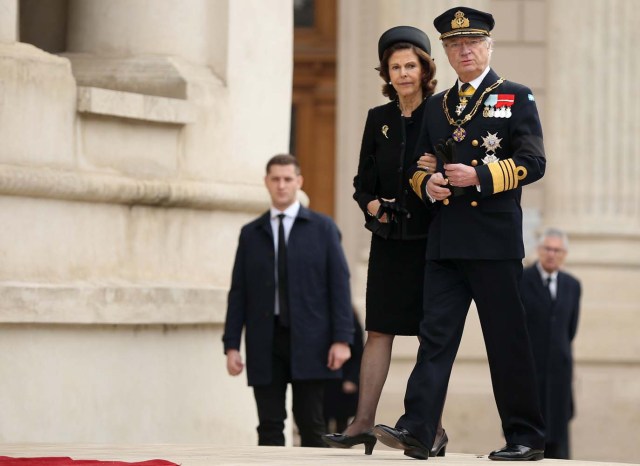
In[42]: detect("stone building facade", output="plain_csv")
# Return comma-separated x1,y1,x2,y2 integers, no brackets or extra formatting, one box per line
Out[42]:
0,0,638,462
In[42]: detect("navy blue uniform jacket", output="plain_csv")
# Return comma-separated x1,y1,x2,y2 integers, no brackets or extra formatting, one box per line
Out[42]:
521,264,581,442
411,68,546,259
222,205,354,386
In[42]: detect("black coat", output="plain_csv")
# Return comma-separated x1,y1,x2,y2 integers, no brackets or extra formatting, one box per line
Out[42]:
521,264,581,442
222,206,354,386
353,100,432,240
413,68,546,259
323,313,364,422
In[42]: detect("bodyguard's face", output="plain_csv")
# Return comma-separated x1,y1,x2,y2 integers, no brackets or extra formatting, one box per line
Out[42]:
265,164,303,211
538,236,567,274
443,36,491,83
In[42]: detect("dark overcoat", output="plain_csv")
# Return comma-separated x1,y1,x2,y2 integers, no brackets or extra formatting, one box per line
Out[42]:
222,206,354,386
521,264,581,442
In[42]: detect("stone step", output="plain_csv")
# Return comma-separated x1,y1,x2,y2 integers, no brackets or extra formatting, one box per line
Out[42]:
1,445,635,466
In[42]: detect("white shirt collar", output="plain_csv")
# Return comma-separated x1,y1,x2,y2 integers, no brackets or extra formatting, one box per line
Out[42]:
536,261,558,282
458,66,491,91
270,200,301,219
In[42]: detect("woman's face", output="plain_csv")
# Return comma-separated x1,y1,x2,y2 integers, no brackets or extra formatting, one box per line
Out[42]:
388,48,424,100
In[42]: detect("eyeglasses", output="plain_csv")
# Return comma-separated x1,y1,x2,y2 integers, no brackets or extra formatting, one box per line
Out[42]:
443,38,486,52
541,246,566,254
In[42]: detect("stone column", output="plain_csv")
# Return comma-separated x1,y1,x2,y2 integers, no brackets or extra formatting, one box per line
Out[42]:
544,0,640,459
0,0,18,42
66,0,220,66
544,0,640,259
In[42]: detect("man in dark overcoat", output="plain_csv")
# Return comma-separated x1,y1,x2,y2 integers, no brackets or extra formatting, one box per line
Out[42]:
223,154,354,447
374,7,546,461
521,228,581,459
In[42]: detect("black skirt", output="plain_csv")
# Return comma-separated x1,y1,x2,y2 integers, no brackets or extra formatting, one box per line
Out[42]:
365,234,427,336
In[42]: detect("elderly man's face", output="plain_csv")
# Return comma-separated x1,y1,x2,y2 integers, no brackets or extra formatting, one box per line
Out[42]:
443,36,491,82
538,236,567,274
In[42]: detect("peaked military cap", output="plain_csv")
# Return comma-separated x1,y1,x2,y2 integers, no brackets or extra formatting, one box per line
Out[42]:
433,7,495,40
378,25,431,60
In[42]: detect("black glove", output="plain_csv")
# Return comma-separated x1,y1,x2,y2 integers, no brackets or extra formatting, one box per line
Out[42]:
434,138,464,197
434,138,456,164
376,198,409,223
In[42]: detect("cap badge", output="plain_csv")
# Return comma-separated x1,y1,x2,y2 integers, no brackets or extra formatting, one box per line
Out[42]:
451,11,470,29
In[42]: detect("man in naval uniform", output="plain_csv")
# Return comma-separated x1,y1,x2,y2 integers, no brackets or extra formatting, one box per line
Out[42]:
373,6,546,461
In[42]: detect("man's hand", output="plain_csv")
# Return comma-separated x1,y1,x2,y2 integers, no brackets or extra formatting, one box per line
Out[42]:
226,349,244,376
444,163,479,188
426,172,452,201
342,381,358,394
327,342,351,371
416,153,437,173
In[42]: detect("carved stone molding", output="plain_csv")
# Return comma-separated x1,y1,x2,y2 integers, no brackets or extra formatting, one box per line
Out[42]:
77,86,196,124
0,164,269,212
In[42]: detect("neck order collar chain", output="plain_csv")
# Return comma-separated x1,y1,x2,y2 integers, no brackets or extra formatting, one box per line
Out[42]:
442,77,504,141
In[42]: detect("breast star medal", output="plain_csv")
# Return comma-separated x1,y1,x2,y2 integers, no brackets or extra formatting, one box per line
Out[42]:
381,125,389,139
481,131,502,164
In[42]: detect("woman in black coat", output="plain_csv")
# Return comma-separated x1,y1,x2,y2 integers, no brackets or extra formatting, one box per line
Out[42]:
323,26,446,456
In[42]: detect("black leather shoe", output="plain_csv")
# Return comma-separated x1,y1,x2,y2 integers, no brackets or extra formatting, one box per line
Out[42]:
373,424,429,460
322,431,377,455
430,430,448,457
489,444,544,461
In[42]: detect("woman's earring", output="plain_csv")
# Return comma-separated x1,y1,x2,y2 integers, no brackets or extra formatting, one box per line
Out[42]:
388,81,392,85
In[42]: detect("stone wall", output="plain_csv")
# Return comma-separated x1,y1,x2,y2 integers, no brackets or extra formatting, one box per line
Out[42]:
0,0,293,445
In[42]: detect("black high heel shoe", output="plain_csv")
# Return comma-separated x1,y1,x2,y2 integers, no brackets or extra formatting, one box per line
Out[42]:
322,431,377,455
430,430,448,457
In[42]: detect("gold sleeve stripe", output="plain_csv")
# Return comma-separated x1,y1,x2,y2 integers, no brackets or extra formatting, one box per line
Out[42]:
506,158,517,190
410,171,428,200
487,158,520,194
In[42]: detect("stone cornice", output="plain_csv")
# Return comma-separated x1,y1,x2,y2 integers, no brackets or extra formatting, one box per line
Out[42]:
77,86,197,124
0,164,269,212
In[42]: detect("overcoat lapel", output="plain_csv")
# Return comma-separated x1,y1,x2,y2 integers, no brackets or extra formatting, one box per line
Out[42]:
258,212,273,241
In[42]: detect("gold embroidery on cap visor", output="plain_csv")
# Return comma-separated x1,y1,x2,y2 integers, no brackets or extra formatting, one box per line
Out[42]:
440,29,491,39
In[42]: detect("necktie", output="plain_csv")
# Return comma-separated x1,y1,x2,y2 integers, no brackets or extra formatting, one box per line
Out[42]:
277,214,290,326
459,82,475,98
456,83,475,115
545,276,556,301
